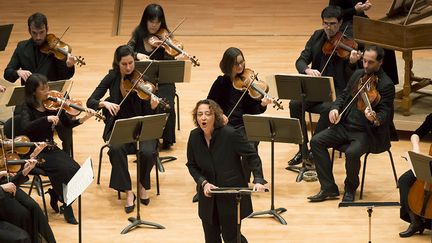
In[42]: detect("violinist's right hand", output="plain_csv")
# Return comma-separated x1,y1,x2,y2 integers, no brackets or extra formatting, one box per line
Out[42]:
136,53,150,61
47,115,59,126
329,109,339,124
0,170,8,178
101,101,120,116
17,70,32,81
1,182,16,196
222,114,228,126
305,68,321,77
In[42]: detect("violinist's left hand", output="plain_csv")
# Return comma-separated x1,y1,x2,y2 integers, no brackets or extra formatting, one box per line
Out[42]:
22,159,38,177
150,95,159,110
349,50,362,64
174,53,188,61
253,183,267,192
260,97,272,107
66,53,78,67
364,107,376,122
78,108,96,124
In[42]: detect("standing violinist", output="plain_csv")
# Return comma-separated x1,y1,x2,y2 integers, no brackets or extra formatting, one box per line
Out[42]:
288,5,362,166
3,12,78,157
398,113,432,237
127,3,186,150
86,45,160,213
308,45,394,203
21,73,95,224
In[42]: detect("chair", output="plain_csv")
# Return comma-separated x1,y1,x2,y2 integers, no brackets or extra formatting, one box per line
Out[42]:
331,144,398,200
28,168,49,219
175,93,180,131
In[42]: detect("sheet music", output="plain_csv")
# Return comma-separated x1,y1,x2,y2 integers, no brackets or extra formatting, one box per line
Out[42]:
63,157,94,206
404,151,416,176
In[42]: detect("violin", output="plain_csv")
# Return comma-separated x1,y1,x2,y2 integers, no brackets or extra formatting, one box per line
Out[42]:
43,90,105,121
148,28,200,67
122,70,170,110
40,33,86,66
322,32,359,59
0,140,47,173
355,73,381,115
232,68,283,110
0,136,37,155
407,144,432,219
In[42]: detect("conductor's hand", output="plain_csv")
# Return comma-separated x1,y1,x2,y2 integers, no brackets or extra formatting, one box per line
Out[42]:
47,115,59,126
1,182,16,196
305,68,321,77
17,70,32,81
253,183,266,192
203,183,217,198
101,101,120,116
329,109,339,124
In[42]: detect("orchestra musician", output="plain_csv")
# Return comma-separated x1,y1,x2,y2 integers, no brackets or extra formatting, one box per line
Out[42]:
186,99,266,243
308,45,394,202
86,45,160,213
398,113,432,237
20,73,95,224
127,3,186,150
288,5,361,166
0,158,56,243
3,12,79,156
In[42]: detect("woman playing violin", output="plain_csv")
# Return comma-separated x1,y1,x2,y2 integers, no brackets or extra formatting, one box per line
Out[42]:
87,45,160,213
0,154,56,243
20,74,95,225
127,3,186,150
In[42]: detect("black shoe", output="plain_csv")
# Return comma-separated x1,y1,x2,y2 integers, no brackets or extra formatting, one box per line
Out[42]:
140,198,150,206
192,193,198,203
288,151,302,166
124,194,136,214
161,142,173,150
45,188,59,213
342,190,355,202
62,204,78,225
399,223,424,237
307,190,339,202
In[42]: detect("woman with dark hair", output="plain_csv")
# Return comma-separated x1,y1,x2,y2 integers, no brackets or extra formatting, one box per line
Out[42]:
20,73,94,225
127,3,185,150
87,45,160,213
186,99,266,243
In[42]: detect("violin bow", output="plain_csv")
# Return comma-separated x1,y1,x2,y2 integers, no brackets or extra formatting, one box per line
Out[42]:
0,127,10,182
320,25,349,75
117,18,186,107
51,80,74,131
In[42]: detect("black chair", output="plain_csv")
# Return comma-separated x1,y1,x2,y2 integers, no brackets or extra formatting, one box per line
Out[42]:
331,144,398,199
175,93,180,131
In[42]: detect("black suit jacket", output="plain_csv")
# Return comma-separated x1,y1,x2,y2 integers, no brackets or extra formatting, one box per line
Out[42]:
4,39,74,85
186,126,265,224
332,69,395,153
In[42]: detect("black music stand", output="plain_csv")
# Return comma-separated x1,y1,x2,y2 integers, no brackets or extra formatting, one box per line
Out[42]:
107,113,168,234
0,24,13,52
135,60,191,168
408,150,432,184
275,74,335,182
243,114,302,225
210,187,268,243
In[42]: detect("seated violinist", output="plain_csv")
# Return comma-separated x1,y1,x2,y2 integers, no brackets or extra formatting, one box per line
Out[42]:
86,45,160,213
288,5,361,166
398,113,432,237
308,45,394,202
0,153,56,243
20,73,95,225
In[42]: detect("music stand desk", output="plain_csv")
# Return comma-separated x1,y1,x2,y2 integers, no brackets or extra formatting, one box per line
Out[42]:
0,24,13,51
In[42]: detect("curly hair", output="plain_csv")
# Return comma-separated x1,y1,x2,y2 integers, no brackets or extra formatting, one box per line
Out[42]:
192,99,225,129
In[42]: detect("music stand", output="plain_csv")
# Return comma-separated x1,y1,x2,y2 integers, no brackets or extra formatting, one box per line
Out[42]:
274,74,335,182
243,114,302,225
0,24,13,51
135,60,191,167
408,151,432,182
107,113,168,234
210,187,268,243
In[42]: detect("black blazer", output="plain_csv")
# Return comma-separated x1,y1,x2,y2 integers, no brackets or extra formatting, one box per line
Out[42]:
4,39,74,85
186,126,265,224
332,69,395,153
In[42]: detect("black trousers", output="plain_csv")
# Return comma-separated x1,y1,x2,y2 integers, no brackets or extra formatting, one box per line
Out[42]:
157,83,176,144
289,100,332,146
55,121,73,156
107,139,157,191
0,221,30,243
0,188,56,243
202,202,247,243
310,124,369,192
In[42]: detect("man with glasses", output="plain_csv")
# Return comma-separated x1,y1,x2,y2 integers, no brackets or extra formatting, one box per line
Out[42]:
287,5,362,166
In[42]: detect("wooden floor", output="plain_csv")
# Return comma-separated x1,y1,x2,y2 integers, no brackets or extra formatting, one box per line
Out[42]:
0,1,431,242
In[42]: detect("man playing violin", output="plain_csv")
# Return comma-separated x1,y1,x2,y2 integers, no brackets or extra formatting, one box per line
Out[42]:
308,45,394,202
3,12,79,157
288,5,362,166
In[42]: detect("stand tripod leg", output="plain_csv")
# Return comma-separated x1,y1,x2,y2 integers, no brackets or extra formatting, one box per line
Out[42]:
248,208,287,225
121,217,165,234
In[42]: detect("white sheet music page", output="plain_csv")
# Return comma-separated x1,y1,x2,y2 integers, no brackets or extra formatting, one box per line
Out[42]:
63,157,94,206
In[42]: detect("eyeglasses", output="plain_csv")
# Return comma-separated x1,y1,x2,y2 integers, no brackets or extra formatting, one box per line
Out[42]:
322,21,339,27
